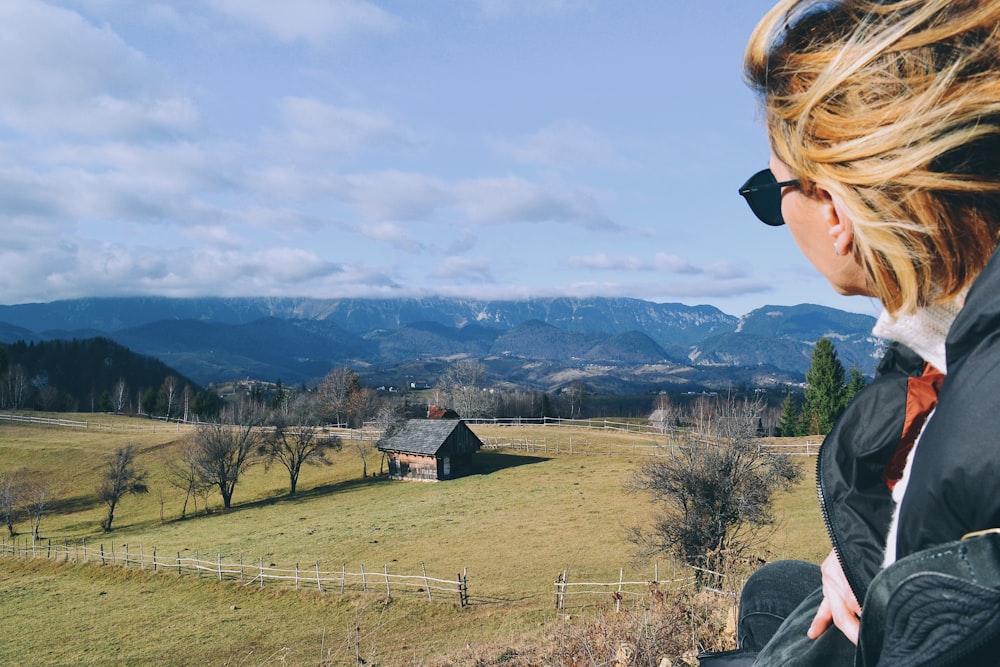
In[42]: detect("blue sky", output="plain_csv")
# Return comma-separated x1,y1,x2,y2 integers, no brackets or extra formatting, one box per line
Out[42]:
0,0,883,318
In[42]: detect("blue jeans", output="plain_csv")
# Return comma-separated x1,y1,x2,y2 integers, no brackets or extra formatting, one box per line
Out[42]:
738,560,821,651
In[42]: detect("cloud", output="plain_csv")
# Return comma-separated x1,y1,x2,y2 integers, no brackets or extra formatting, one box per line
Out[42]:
272,97,420,159
428,257,495,284
344,171,448,222
358,222,426,253
566,253,649,272
455,176,616,229
206,0,400,44
0,238,406,302
492,120,624,168
654,253,701,275
337,170,616,230
0,1,198,138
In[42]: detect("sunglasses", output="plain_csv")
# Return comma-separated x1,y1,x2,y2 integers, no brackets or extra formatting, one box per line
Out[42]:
738,169,800,226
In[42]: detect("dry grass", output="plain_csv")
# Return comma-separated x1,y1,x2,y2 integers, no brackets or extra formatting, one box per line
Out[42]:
0,414,825,665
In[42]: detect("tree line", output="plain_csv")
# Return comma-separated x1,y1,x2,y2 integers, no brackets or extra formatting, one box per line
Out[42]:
776,337,867,436
0,338,222,418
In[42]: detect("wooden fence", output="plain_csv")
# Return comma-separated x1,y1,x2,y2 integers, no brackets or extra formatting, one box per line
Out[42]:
0,536,469,607
480,434,821,458
554,564,696,612
554,564,744,612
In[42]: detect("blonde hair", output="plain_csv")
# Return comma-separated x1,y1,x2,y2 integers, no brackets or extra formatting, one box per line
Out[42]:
745,0,1000,313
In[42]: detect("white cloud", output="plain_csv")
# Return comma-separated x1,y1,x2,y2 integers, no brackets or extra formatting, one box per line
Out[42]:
428,257,495,284
654,253,701,275
0,1,198,138
272,97,419,159
344,171,448,222
492,120,623,168
206,0,400,44
566,253,649,272
455,176,616,229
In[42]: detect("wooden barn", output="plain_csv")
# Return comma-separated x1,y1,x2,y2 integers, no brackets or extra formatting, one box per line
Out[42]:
376,419,483,482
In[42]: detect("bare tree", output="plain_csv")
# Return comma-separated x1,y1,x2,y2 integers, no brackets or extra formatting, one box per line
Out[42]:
161,376,179,419
368,402,404,476
165,440,213,518
650,394,682,434
0,474,22,537
97,444,149,532
2,364,29,410
259,394,340,495
182,384,192,422
561,381,589,419
22,479,51,540
436,360,495,419
630,394,799,576
192,398,265,509
317,368,361,426
112,377,129,414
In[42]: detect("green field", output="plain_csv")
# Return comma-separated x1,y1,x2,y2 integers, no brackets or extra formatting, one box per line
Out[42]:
0,415,828,665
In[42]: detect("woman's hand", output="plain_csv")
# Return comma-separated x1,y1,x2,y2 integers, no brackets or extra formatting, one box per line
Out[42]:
807,549,862,645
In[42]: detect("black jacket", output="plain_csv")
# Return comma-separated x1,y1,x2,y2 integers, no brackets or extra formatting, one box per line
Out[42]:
895,245,1000,558
820,243,1000,602
817,341,926,604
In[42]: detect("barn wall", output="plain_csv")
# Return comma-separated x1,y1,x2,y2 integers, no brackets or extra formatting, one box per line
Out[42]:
387,452,440,482
441,426,483,457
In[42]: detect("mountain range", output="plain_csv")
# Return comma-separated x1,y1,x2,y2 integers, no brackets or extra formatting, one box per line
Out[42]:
0,297,883,394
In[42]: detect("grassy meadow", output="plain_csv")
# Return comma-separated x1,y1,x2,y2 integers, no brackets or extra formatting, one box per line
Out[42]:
0,415,829,665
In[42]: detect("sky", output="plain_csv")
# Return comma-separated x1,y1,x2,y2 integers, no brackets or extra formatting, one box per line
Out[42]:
0,0,884,318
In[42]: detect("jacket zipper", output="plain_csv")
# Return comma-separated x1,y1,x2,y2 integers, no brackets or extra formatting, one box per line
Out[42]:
815,439,866,606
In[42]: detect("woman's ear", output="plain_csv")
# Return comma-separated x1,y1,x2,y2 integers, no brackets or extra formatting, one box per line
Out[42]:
826,192,855,257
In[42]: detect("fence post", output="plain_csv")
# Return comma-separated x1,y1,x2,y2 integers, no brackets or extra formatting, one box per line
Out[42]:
239,555,244,584
195,551,200,578
218,554,223,582
295,562,300,590
47,539,51,559
315,561,322,592
361,564,367,592
140,544,145,569
100,544,105,566
152,546,157,572
384,564,390,598
177,552,182,575
341,564,346,594
64,540,69,562
259,557,264,588
460,568,469,607
422,562,432,601
616,568,624,613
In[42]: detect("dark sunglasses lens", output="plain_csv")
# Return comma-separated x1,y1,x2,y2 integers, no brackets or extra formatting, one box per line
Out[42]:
739,170,786,226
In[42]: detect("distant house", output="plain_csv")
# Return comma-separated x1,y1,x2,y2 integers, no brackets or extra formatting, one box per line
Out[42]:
376,419,483,482
426,404,460,419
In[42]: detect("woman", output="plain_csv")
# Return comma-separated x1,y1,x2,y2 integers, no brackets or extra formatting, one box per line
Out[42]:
708,1,1000,664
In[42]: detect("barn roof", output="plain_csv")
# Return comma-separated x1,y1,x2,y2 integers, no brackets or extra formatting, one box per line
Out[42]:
376,419,469,456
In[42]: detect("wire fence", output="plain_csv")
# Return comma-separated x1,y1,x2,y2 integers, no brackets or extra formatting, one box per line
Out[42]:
553,563,744,612
0,536,469,606
479,434,821,458
0,411,384,442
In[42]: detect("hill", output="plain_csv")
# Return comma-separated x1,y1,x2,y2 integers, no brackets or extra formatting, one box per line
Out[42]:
0,337,219,414
0,417,825,665
0,297,882,391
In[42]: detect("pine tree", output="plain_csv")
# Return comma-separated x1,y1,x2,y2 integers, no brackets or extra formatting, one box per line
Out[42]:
777,392,802,437
844,365,867,406
802,338,848,435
